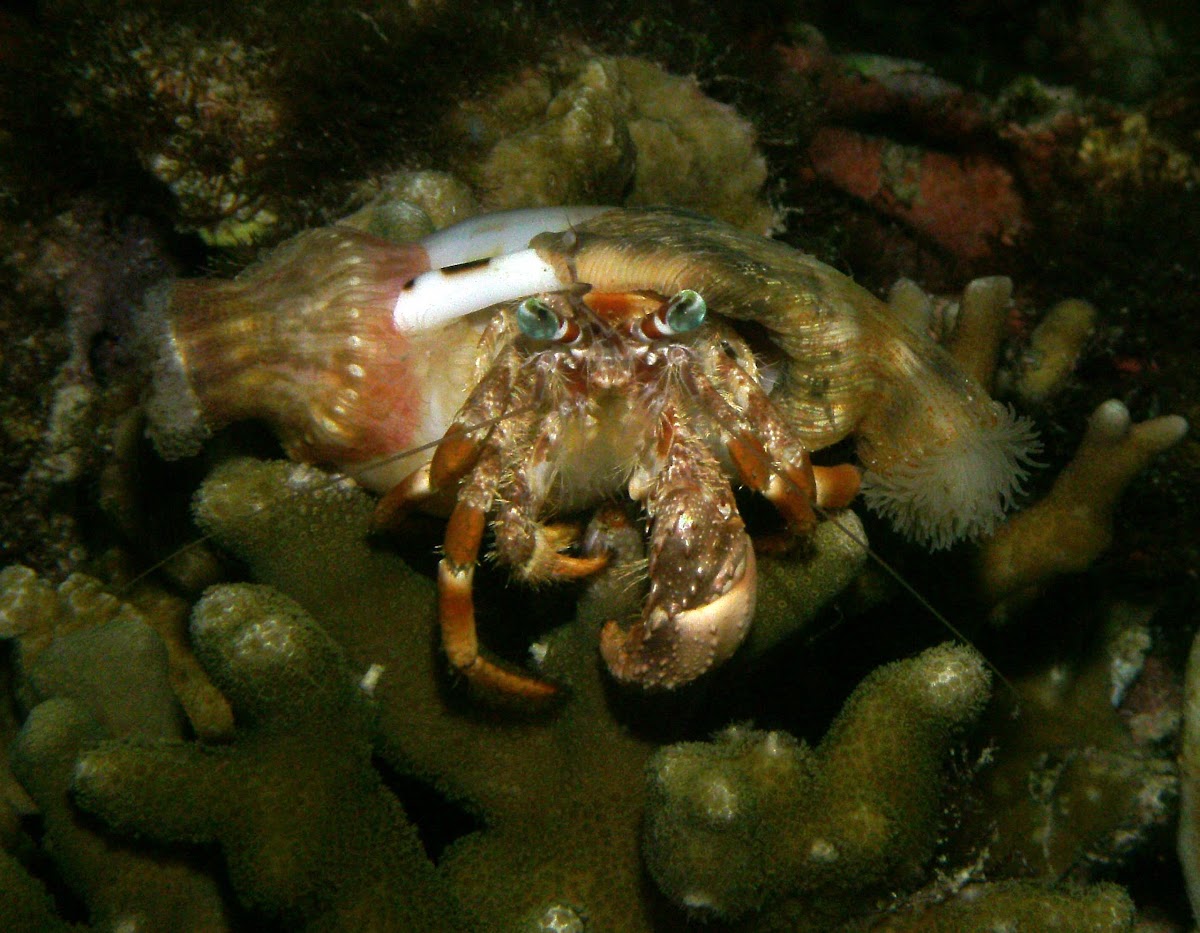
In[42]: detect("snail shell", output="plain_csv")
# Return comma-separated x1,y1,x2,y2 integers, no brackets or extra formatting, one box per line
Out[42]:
532,208,1038,548
142,226,485,487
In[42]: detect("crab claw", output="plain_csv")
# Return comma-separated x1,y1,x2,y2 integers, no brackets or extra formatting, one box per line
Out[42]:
600,547,757,690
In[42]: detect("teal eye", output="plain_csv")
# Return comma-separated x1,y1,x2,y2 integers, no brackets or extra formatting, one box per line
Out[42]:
517,297,563,341
663,289,706,334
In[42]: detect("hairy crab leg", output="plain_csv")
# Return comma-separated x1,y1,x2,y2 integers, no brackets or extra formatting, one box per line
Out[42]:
388,327,607,700
601,412,757,689
523,529,609,580
438,449,561,701
678,362,862,532
440,506,561,700
491,433,611,584
370,389,503,530
725,435,815,532
370,462,437,531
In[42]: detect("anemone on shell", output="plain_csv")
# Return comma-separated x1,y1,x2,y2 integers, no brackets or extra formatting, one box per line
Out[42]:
141,206,1039,550
860,401,1040,550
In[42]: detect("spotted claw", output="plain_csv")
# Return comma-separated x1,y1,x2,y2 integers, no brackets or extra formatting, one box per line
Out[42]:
600,537,757,691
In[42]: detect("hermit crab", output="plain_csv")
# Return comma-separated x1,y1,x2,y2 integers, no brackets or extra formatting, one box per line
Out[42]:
142,206,1037,698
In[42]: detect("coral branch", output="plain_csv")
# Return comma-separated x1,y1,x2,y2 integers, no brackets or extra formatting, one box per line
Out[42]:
979,399,1188,609
642,643,991,924
72,584,469,931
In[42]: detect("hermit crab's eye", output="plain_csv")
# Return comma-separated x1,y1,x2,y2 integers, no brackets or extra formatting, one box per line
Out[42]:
636,289,707,341
663,289,707,333
517,297,578,343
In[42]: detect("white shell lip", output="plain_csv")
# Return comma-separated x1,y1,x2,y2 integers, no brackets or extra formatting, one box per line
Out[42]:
392,248,566,333
420,205,613,268
391,206,614,334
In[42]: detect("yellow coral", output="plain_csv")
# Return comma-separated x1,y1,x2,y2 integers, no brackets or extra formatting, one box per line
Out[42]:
979,399,1188,611
1077,113,1200,191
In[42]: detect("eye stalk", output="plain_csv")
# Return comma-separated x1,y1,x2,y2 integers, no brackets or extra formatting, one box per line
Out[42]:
516,296,580,344
633,289,708,342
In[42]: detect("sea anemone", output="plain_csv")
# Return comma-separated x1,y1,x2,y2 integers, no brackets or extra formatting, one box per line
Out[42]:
860,398,1040,550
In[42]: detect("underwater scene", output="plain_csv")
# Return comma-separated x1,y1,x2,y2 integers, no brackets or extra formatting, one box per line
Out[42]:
1,2,1198,930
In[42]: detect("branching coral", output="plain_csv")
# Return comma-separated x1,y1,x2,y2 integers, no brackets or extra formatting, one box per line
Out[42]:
42,454,1135,930
954,605,1179,884
0,565,231,740
71,583,467,931
643,643,991,927
0,849,74,933
1011,298,1098,404
0,564,231,930
12,697,231,931
165,456,871,930
979,398,1188,612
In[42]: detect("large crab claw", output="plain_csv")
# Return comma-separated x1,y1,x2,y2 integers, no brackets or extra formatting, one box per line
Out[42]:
600,545,757,690
598,419,761,690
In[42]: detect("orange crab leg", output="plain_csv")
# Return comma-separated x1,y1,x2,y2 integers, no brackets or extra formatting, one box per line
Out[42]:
371,462,434,531
439,501,559,701
429,423,484,489
726,435,861,555
516,522,610,581
812,463,862,509
726,434,819,534
371,422,494,531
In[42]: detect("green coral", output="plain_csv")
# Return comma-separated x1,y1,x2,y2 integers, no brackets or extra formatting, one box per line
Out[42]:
0,565,230,741
0,566,184,739
12,697,230,931
643,642,991,926
152,456,879,929
3,454,1168,928
1,564,231,930
72,583,467,932
180,456,666,929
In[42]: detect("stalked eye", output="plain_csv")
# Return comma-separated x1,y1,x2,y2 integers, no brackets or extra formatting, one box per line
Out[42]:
517,297,571,342
661,289,706,334
631,289,709,342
